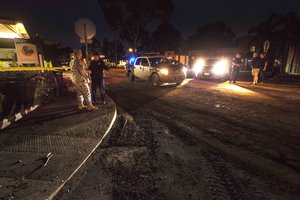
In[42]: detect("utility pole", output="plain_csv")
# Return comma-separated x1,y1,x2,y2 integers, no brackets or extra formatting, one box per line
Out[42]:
75,18,96,65
84,23,89,64
114,32,118,65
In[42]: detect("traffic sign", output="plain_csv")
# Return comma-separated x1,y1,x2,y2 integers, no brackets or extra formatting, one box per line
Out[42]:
74,18,96,40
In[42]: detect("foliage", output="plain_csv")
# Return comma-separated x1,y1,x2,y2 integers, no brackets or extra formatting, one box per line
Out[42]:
185,21,236,51
151,22,183,53
248,12,300,46
90,39,102,55
248,12,300,71
102,38,125,61
43,44,72,66
98,0,173,48
248,13,282,39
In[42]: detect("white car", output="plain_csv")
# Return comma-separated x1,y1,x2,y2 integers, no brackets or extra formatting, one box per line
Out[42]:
127,56,186,86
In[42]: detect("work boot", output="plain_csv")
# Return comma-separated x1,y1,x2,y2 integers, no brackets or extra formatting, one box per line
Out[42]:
78,104,86,110
87,104,98,111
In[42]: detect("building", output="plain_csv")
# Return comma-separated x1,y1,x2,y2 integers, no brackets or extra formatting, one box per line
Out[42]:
0,18,30,67
285,45,300,74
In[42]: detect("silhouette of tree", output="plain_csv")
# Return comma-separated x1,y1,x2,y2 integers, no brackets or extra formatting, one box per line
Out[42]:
98,0,173,48
278,12,300,72
185,21,236,51
248,13,281,39
248,12,300,73
101,37,125,61
90,39,102,55
151,22,183,53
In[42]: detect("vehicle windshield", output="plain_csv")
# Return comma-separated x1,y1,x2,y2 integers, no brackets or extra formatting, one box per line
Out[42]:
205,58,219,65
148,57,170,65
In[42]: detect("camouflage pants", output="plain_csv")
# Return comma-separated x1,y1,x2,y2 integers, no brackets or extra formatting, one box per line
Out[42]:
74,80,92,106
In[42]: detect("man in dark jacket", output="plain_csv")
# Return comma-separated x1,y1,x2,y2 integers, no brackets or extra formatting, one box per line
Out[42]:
258,52,268,83
229,52,243,84
88,55,109,104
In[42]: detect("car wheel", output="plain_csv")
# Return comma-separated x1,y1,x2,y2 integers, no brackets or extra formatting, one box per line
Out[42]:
151,73,161,87
128,71,135,82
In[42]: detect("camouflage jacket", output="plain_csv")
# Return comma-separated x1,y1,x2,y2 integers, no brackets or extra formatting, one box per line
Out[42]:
70,58,89,83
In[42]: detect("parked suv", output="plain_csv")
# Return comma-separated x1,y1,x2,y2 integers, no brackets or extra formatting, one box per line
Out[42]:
192,57,230,81
127,56,185,86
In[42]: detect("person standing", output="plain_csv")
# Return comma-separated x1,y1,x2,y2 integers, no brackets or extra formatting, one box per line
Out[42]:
70,50,97,111
251,52,262,85
229,52,243,84
258,52,268,83
89,54,109,104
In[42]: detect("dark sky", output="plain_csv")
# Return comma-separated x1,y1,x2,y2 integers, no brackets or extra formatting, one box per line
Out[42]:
1,0,299,48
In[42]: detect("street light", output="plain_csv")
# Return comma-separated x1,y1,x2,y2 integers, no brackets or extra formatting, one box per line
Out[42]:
128,48,133,53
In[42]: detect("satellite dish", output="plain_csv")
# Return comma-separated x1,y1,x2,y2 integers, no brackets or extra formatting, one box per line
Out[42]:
74,18,96,40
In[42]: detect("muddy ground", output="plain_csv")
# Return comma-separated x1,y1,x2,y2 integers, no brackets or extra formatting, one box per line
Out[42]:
56,69,300,200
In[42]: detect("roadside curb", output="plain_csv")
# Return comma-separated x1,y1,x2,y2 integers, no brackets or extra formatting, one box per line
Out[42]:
47,101,118,200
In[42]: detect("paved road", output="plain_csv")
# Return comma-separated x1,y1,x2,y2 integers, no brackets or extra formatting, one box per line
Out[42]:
58,69,300,200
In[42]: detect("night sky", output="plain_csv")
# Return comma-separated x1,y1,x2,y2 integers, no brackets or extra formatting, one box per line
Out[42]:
1,0,299,48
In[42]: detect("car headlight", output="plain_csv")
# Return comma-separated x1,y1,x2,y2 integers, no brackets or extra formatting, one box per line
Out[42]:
212,59,228,75
160,68,169,75
193,59,205,74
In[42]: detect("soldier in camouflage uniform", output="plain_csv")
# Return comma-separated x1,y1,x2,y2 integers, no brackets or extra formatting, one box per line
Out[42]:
70,50,97,111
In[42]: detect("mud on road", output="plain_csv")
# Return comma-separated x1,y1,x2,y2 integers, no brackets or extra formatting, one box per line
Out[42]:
56,113,299,200
56,69,300,200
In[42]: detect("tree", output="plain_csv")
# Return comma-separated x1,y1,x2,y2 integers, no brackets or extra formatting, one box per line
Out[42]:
248,13,300,73
151,22,183,53
185,21,236,51
101,38,125,61
278,13,300,72
102,38,114,59
90,39,102,55
247,14,281,70
98,0,173,48
248,13,281,40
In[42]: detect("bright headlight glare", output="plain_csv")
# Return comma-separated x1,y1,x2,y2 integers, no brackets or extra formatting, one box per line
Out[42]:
193,59,205,74
161,68,169,75
212,59,228,75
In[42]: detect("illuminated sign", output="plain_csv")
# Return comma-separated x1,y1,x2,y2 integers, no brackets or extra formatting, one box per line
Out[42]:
14,38,39,64
0,22,30,39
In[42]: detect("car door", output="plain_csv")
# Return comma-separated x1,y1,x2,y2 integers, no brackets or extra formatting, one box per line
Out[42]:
134,58,143,79
141,58,150,79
